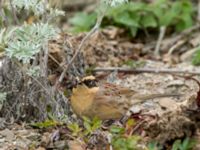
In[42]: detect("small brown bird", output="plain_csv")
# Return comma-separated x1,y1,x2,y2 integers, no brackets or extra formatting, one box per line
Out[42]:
71,76,179,120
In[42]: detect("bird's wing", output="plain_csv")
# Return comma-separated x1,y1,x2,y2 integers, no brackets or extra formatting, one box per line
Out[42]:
84,94,125,120
96,83,136,108
99,82,135,98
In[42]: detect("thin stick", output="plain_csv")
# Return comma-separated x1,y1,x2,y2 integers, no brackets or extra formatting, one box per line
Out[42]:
9,0,19,25
93,67,200,75
198,0,200,22
180,46,200,61
0,0,8,26
57,4,106,84
42,42,49,77
58,18,102,82
167,40,186,55
131,120,146,134
13,59,52,96
154,26,166,56
144,24,200,53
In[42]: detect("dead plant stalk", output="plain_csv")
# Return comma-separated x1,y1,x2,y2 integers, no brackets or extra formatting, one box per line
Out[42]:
57,6,105,84
94,67,200,76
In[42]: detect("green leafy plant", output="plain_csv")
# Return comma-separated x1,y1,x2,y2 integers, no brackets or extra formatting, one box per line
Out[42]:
67,117,102,139
12,0,46,16
5,23,58,63
110,125,141,150
0,0,64,64
69,0,194,36
172,137,196,150
147,141,162,150
0,28,17,51
69,12,97,33
31,119,62,128
26,66,41,77
68,122,83,136
83,116,102,135
11,0,65,20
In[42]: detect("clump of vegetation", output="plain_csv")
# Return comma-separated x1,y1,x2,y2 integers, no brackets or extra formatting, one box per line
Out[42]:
69,0,194,36
172,137,196,150
0,0,67,122
68,117,102,139
110,119,142,150
110,126,141,150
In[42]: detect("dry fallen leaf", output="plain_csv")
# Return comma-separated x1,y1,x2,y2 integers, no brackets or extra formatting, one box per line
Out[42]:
68,140,86,150
0,129,15,142
156,97,179,111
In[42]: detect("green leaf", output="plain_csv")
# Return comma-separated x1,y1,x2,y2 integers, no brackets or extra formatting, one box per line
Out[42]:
127,2,146,11
83,116,102,135
68,123,82,136
112,135,141,150
91,117,102,130
147,141,162,150
149,0,166,21
181,137,196,150
31,120,60,128
175,14,193,32
159,10,176,26
172,139,181,150
126,119,135,127
69,12,97,32
172,137,196,150
107,3,129,16
113,12,140,27
140,14,157,28
110,125,125,134
83,116,91,124
83,120,92,133
180,1,193,14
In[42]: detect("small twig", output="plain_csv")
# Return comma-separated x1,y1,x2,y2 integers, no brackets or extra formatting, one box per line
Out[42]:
9,0,19,25
13,59,52,96
57,4,106,84
154,26,166,56
0,0,8,26
58,21,101,83
167,39,186,55
131,120,146,134
198,0,200,22
144,24,200,53
42,42,49,77
107,133,113,150
93,67,200,75
169,24,200,45
48,54,62,67
180,46,200,61
30,75,52,96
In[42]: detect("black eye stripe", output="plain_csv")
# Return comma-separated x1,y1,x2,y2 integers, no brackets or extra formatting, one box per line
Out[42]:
81,79,97,88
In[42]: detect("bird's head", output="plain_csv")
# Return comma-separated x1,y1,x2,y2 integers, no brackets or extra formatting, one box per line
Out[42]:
78,75,98,88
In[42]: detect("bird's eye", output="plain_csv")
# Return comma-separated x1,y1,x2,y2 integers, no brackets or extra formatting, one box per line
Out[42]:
83,79,97,88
